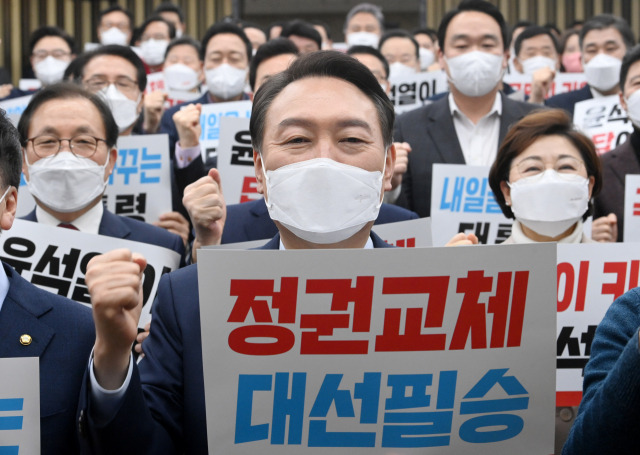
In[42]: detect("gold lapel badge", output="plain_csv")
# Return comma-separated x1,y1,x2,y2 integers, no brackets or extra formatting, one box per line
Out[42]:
19,334,32,346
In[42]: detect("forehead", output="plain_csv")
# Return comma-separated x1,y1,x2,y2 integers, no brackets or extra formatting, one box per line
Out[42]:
352,53,385,75
624,60,640,84
33,36,70,51
166,44,199,60
515,135,582,162
159,11,181,25
583,27,625,46
520,34,557,51
205,33,247,56
29,97,105,134
414,33,433,46
381,36,415,53
348,12,379,27
257,53,295,77
445,11,503,45
83,55,137,79
143,21,170,36
101,11,129,26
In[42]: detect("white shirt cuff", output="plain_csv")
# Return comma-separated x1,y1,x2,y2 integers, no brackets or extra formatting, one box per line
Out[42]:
89,351,134,424
175,142,201,169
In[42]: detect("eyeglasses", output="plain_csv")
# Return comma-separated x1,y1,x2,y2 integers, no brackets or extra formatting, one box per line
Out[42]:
512,155,585,178
32,49,71,60
83,76,139,96
27,135,107,158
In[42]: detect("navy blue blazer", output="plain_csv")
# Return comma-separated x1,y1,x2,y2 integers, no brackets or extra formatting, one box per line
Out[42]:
22,208,185,263
78,231,392,454
222,198,419,244
545,84,593,119
0,262,95,455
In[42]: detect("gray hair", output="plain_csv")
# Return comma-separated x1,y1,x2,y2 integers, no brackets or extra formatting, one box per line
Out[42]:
343,3,384,33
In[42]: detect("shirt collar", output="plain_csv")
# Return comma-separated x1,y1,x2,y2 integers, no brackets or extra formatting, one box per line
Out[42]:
448,92,503,120
35,202,104,235
279,235,375,250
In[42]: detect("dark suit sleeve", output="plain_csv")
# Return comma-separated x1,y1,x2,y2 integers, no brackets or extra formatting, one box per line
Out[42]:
159,108,179,160
393,116,413,212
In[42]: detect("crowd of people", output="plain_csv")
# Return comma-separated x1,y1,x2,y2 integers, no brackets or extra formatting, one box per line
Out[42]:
2,0,640,453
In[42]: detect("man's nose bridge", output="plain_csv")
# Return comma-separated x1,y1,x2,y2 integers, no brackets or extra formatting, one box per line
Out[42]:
317,136,337,159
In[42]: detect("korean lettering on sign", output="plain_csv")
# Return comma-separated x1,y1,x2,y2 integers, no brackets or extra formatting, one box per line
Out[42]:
574,95,632,155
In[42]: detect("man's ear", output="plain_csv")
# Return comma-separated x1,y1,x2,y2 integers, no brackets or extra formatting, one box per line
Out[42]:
21,148,29,180
619,90,627,112
0,186,18,231
253,150,265,195
383,144,396,192
137,92,145,115
513,56,523,73
106,147,118,177
500,180,511,206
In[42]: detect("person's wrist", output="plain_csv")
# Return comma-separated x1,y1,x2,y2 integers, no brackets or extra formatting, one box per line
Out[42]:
179,132,199,148
93,338,132,390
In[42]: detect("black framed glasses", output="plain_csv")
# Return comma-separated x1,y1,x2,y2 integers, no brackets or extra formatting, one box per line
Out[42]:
27,135,107,158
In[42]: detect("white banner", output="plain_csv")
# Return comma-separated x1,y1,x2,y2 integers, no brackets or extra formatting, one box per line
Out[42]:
216,117,259,204
0,357,40,454
389,71,449,114
0,219,180,327
573,95,633,155
199,100,252,164
198,244,556,454
502,72,587,99
0,94,33,126
371,218,432,247
623,174,640,242
431,164,512,246
144,72,202,107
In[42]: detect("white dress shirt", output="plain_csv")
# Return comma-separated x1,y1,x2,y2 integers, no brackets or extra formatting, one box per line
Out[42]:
35,202,103,234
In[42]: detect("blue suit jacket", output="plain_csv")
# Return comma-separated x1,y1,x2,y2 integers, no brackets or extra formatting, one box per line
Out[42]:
222,198,419,244
22,208,185,264
78,232,392,454
0,262,94,455
545,84,593,119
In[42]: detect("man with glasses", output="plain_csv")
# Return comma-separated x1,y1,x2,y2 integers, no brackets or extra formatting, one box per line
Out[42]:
97,5,133,47
17,83,184,257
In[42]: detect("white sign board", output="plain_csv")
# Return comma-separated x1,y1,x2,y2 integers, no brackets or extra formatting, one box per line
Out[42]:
216,117,259,204
0,95,33,126
623,174,640,242
0,357,40,454
573,95,633,155
502,72,587,99
199,100,252,164
144,72,202,107
371,217,432,247
198,244,556,454
0,219,180,327
389,71,448,114
431,164,512,246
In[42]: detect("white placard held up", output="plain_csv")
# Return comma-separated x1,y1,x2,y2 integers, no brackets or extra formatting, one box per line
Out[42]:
144,72,202,107
623,174,640,242
502,72,587,99
0,94,33,126
371,217,432,247
198,244,556,454
573,95,633,155
199,100,252,164
431,164,512,246
389,70,448,114
216,117,259,204
0,357,40,454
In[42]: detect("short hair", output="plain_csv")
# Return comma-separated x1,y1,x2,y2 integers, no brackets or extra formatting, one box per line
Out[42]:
579,14,635,51
17,82,119,149
347,45,390,79
29,26,76,55
560,28,580,54
488,109,602,221
343,3,385,33
412,27,438,43
249,38,299,91
153,2,185,23
620,44,640,94
201,22,252,63
310,19,332,41
78,44,147,92
138,15,176,41
98,5,133,28
437,0,509,53
63,54,87,81
280,20,322,50
514,26,560,56
164,36,202,61
379,30,420,60
250,51,394,153
0,110,24,189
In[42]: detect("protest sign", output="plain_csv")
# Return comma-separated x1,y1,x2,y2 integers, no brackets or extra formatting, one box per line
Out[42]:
371,218,432,247
502,72,587,99
216,117,258,204
0,358,40,454
0,219,180,327
431,164,511,246
198,244,556,454
144,71,202,107
623,174,640,242
0,94,33,126
199,100,253,165
388,71,448,114
573,95,633,155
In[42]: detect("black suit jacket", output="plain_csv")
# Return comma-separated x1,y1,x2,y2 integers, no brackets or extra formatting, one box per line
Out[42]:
593,130,640,241
545,85,593,119
394,92,540,217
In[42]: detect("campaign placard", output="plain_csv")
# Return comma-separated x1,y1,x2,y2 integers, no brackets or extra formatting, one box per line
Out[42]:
0,219,180,327
556,243,640,406
371,217,432,247
431,164,512,246
573,95,633,155
17,134,172,224
198,244,557,454
144,71,202,107
502,72,587,99
216,117,259,204
623,174,640,242
199,100,253,165
0,357,40,455
0,94,33,126
389,70,448,114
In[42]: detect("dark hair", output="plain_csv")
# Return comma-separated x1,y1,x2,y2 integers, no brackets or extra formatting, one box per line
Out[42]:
579,14,635,51
438,0,508,53
17,82,119,149
310,19,332,41
0,110,24,189
29,26,76,55
249,38,299,91
544,23,561,37
379,29,420,60
348,44,390,79
79,44,147,92
488,109,602,221
280,20,322,51
98,5,133,29
250,50,394,152
164,36,202,61
201,22,252,63
412,27,438,44
138,15,176,41
63,54,88,81
560,28,580,54
620,44,640,94
343,3,384,33
514,26,560,56
153,2,185,23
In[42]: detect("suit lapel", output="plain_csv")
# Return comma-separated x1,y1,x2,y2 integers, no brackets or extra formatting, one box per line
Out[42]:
98,210,131,239
426,98,466,164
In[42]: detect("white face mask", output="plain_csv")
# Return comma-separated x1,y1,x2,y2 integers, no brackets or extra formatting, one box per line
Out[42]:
25,151,109,213
164,63,200,91
389,62,417,81
205,64,247,100
584,53,622,92
624,89,640,128
508,169,589,238
262,157,385,244
100,27,129,46
99,84,140,133
521,55,557,75
34,56,69,85
445,51,504,97
346,32,379,48
419,48,435,71
140,39,169,66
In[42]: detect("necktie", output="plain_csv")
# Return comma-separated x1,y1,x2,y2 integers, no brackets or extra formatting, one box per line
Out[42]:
57,223,78,230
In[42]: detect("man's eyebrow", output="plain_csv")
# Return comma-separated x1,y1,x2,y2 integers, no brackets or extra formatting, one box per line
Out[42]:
277,118,373,133
36,125,96,136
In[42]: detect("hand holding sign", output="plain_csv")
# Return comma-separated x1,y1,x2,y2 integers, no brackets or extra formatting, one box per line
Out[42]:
154,211,190,247
88,248,147,390
591,213,618,243
183,168,226,262
174,103,202,148
142,90,168,134
391,141,411,190
445,232,480,246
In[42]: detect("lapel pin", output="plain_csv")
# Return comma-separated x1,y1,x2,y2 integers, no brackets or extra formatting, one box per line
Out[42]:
19,334,32,346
